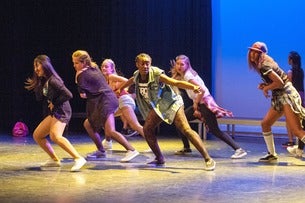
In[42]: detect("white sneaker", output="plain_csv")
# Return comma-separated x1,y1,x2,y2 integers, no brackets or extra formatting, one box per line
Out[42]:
71,157,86,172
40,159,61,167
102,139,113,150
143,148,152,153
231,148,247,159
205,159,216,171
287,145,303,158
120,150,139,162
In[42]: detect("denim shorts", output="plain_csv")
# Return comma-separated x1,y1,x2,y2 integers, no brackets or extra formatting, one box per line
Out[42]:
119,94,136,110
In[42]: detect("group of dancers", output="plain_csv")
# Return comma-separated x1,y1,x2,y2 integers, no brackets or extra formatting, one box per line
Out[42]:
24,41,305,172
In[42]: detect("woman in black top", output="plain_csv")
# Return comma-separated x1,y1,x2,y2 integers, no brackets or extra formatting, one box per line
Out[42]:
72,50,139,162
25,55,86,172
285,51,305,157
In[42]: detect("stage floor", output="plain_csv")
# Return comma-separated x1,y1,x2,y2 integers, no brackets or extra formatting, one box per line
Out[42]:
1,131,305,203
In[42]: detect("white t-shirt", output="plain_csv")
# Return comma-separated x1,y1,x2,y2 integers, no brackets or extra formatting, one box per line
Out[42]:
183,70,210,101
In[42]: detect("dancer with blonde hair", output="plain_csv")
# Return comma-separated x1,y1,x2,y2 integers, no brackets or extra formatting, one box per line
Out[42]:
72,50,139,162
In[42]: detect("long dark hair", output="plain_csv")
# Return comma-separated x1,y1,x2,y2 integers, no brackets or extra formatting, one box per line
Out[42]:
289,51,304,91
25,55,62,91
289,51,301,69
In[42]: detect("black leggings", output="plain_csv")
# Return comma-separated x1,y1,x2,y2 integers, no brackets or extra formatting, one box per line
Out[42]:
177,104,240,150
297,120,305,150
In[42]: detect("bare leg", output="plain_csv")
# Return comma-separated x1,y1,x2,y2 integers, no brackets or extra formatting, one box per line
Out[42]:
83,119,104,152
34,116,83,160
121,106,145,137
120,113,129,130
283,104,305,141
143,110,164,163
33,116,60,161
179,105,196,149
261,107,283,132
49,117,82,159
286,124,295,144
104,113,135,151
174,108,211,161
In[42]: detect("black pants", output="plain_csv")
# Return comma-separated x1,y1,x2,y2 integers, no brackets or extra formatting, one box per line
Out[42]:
297,119,305,149
177,104,240,150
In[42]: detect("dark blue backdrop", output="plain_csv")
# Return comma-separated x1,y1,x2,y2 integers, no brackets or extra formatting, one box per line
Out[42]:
0,0,211,132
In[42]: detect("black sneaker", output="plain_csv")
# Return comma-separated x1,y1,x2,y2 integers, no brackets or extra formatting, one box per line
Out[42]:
122,129,138,137
258,153,278,162
174,148,192,155
121,128,128,135
282,141,295,148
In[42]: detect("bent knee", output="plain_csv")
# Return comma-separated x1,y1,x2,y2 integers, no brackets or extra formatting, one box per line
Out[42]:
261,120,272,130
291,128,303,137
49,133,61,143
143,126,155,136
32,131,39,141
180,127,195,137
83,119,88,128
32,129,45,141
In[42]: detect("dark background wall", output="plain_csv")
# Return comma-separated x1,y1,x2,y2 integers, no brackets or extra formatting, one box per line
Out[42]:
0,0,211,133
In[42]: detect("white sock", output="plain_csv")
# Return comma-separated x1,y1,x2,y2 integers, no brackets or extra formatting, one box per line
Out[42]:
263,131,277,156
301,136,305,144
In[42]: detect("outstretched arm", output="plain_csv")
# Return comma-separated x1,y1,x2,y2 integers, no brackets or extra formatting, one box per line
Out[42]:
117,76,135,95
159,74,201,93
109,74,128,83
